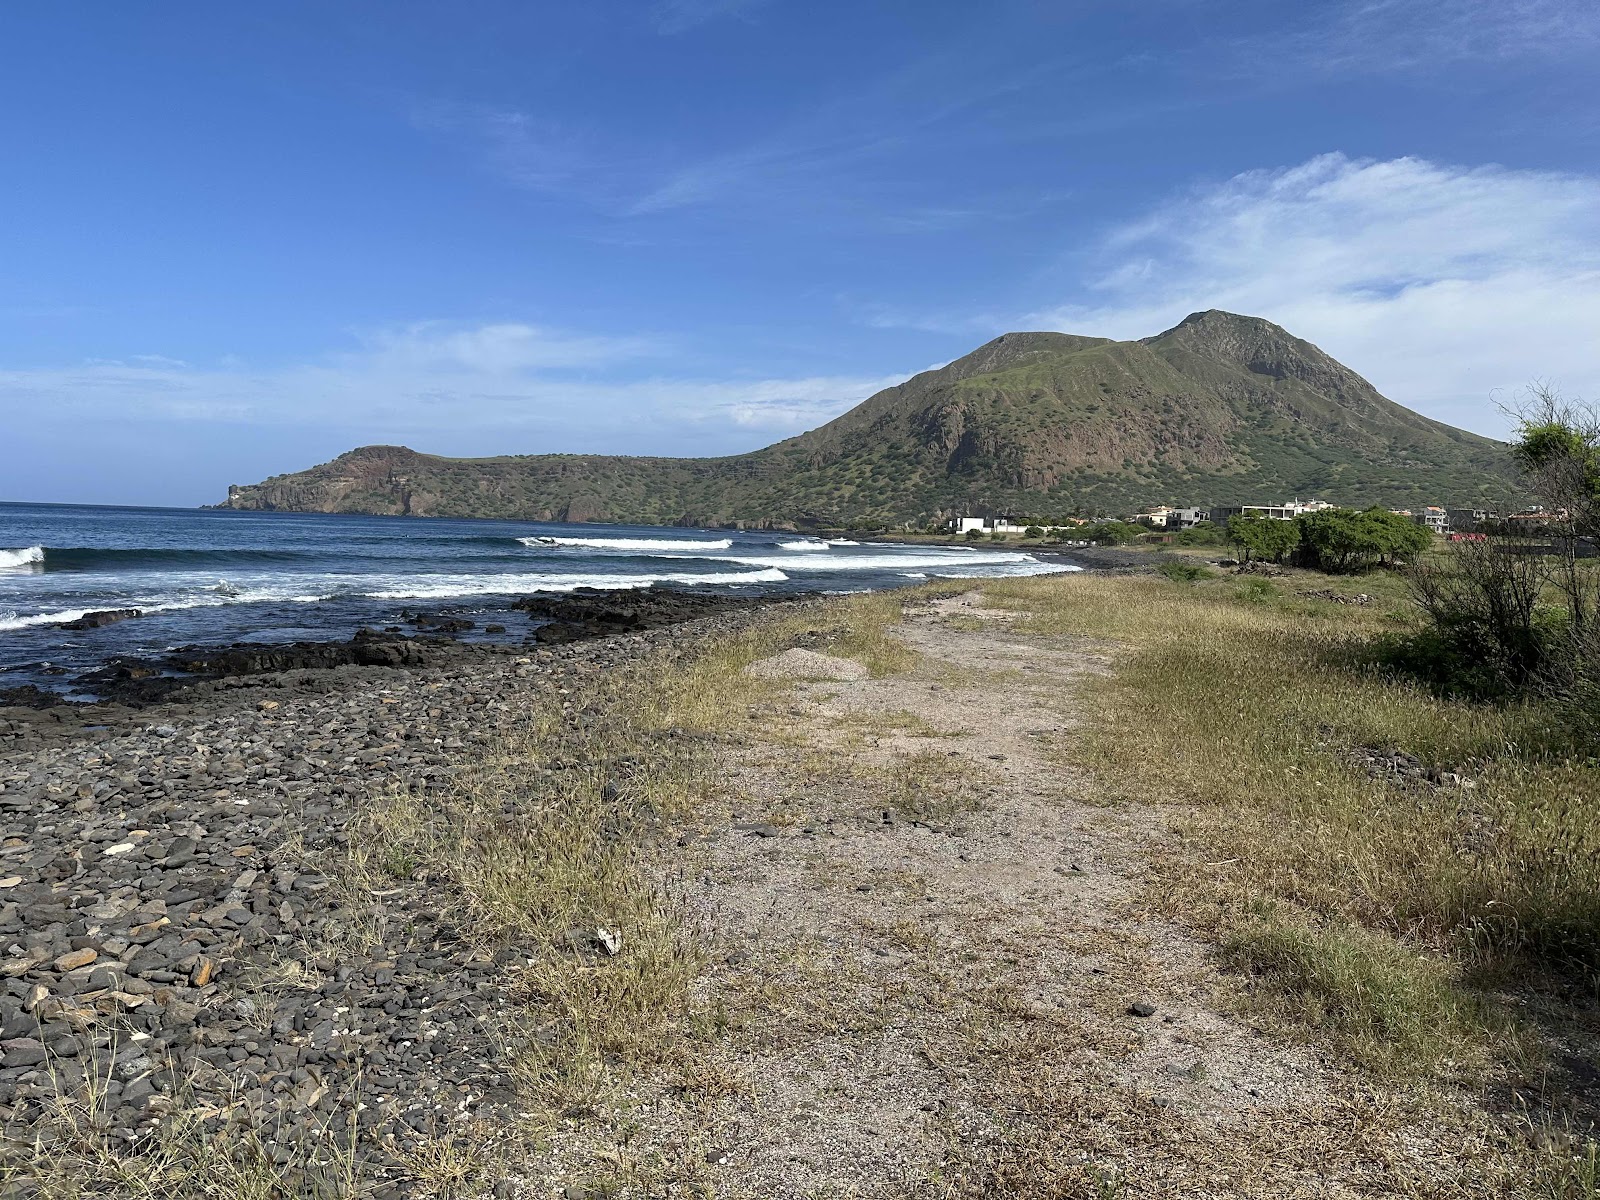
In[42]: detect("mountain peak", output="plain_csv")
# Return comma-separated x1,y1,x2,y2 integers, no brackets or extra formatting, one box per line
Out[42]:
1144,308,1362,393
221,313,1512,523
940,331,1110,381
1148,308,1295,347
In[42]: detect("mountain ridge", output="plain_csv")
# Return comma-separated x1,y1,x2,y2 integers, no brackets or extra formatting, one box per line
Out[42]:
218,311,1517,526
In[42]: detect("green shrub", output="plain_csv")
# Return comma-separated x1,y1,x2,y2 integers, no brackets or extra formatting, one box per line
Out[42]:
1298,507,1432,573
1156,560,1213,584
1399,539,1559,699
1023,525,1044,539
1175,520,1226,547
1076,520,1145,546
1237,578,1279,604
964,528,984,541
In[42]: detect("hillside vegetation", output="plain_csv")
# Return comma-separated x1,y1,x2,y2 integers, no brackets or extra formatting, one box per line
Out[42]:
220,311,1516,525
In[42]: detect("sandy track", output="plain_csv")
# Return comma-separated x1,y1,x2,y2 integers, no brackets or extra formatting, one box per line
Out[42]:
530,590,1493,1200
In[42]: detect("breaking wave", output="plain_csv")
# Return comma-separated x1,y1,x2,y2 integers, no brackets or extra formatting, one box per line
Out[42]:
0,546,45,570
0,596,257,632
777,539,828,551
2,546,317,571
707,550,1052,572
356,567,788,600
0,566,792,631
518,535,734,552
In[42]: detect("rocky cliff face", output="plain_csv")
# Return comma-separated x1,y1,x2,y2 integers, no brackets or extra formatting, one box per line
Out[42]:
220,312,1515,523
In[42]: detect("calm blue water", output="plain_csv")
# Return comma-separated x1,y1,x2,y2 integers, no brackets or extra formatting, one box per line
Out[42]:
0,503,1073,691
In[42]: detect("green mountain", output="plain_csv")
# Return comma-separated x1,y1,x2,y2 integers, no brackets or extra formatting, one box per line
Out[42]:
218,311,1516,526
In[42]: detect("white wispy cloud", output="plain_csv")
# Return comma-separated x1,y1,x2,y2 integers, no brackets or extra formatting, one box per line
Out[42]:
1184,0,1600,81
679,371,915,430
416,34,1072,230
651,0,772,36
411,103,614,200
1310,0,1600,70
0,320,909,451
1028,153,1600,436
353,321,663,373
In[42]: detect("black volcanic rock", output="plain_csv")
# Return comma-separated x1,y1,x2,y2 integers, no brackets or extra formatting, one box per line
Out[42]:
514,586,783,643
52,588,797,708
59,609,142,630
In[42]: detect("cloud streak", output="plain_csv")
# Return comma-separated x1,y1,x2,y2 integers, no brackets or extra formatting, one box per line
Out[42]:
0,320,910,453
1313,0,1600,71
650,0,773,36
1031,153,1600,436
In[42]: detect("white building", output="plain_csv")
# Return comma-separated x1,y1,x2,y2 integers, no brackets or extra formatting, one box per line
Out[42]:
1243,498,1335,521
949,516,1060,534
1392,506,1450,533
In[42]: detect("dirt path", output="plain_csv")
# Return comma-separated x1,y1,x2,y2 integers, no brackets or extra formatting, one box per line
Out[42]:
545,592,1483,1199
566,595,1440,1200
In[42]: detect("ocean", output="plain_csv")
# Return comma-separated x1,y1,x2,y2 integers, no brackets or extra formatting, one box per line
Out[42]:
0,502,1077,695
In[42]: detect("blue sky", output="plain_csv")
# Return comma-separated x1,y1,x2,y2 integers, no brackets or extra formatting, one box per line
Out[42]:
2,0,1598,506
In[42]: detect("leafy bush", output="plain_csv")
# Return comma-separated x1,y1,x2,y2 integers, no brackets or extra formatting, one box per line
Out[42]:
1399,538,1554,697
1074,520,1146,545
1156,560,1214,583
1175,520,1226,547
989,530,1007,541
1023,525,1044,539
1393,389,1600,742
1237,578,1280,604
1298,507,1432,573
964,528,984,541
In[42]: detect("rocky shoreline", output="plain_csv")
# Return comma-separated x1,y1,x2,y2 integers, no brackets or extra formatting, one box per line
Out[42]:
0,589,814,1194
0,586,790,742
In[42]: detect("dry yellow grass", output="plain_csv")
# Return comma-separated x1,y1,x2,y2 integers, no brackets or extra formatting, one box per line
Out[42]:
973,569,1600,1192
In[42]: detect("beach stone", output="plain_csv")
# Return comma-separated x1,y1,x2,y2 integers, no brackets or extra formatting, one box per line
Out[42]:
53,947,97,972
2,1038,46,1068
0,590,820,1170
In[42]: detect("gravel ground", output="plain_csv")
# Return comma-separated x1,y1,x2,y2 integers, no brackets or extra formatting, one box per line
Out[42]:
0,593,808,1195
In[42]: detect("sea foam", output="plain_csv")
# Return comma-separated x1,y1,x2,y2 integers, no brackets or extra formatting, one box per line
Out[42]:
518,535,733,551
358,567,787,600
708,550,1047,572
0,546,45,570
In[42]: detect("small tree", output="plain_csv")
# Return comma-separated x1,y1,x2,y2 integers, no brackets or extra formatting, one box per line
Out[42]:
1227,514,1300,563
1511,383,1600,636
1023,525,1044,539
1298,507,1430,573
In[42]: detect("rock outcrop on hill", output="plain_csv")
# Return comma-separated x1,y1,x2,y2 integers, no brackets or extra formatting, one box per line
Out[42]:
218,311,1515,524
